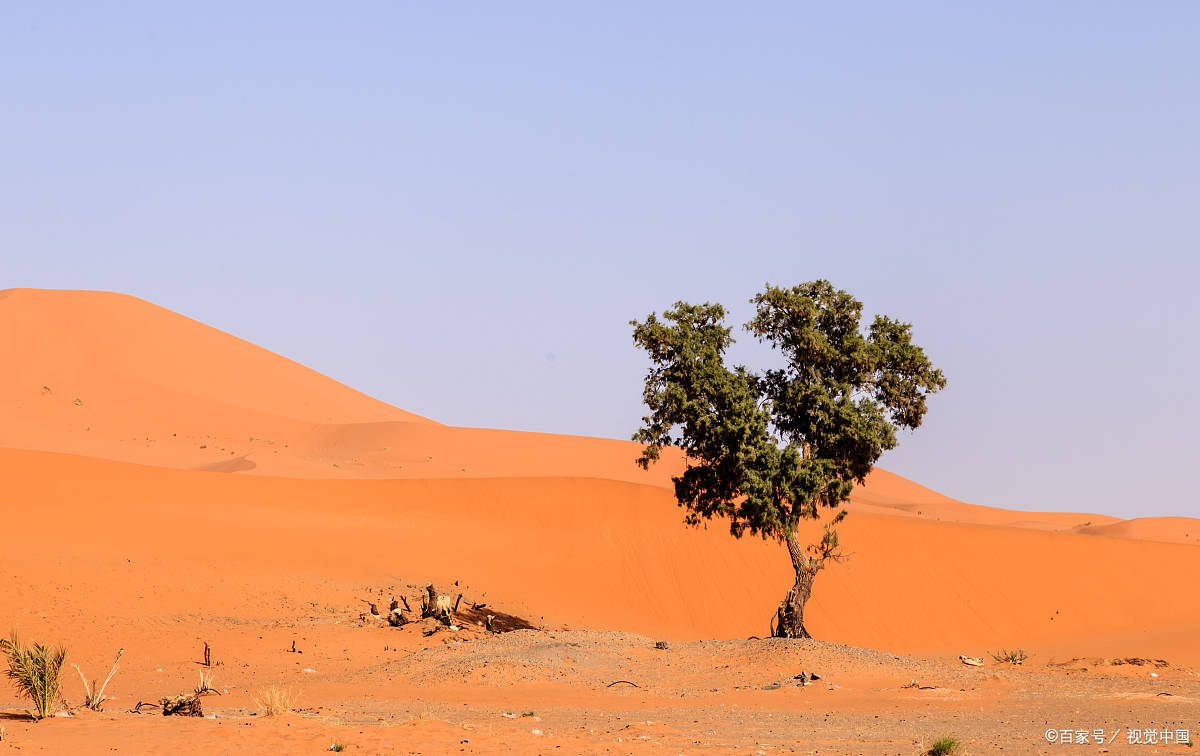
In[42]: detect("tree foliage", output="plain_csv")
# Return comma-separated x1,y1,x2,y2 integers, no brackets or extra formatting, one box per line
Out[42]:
632,281,945,543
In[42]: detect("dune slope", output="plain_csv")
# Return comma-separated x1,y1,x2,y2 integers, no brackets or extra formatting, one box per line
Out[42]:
0,288,433,425
4,448,1198,667
0,287,1140,529
4,287,1200,670
0,288,434,466
0,288,687,485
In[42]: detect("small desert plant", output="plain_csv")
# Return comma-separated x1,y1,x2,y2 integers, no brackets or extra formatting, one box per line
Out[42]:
990,648,1029,665
927,736,960,755
253,685,300,716
329,744,345,753
73,647,123,710
195,668,218,697
0,631,67,720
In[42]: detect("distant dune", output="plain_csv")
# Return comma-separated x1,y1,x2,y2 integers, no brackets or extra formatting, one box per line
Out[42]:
1073,516,1200,545
2,287,1199,667
0,288,680,485
0,288,432,425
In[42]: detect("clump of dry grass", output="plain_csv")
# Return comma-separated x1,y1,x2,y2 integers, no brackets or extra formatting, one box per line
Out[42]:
195,668,218,697
990,648,1030,665
0,631,67,720
73,648,123,710
253,685,300,716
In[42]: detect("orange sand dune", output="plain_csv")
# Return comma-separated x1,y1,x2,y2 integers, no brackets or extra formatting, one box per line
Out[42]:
0,288,688,486
0,287,1150,540
1074,516,1200,545
0,286,431,437
3,447,1198,667
851,469,1122,530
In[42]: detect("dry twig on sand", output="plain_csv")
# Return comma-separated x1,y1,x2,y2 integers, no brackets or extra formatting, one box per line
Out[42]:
73,647,123,710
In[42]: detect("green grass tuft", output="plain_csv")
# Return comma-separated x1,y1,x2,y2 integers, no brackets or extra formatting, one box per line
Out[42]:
1,631,67,720
927,736,960,755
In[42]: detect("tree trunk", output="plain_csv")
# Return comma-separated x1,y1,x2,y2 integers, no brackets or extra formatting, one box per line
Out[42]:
773,528,819,639
421,582,437,618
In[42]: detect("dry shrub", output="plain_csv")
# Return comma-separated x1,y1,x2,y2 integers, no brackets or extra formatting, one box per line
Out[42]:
990,648,1030,665
74,648,123,710
254,685,300,716
195,668,218,697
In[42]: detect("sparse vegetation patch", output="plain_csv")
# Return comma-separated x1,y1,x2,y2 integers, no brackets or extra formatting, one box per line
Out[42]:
73,647,123,710
990,648,1029,665
1,631,67,720
927,736,960,755
254,685,300,716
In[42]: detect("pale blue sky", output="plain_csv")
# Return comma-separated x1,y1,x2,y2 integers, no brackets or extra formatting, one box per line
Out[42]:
3,3,1197,517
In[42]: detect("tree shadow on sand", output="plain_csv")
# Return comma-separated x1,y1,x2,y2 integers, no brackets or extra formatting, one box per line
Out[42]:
454,603,538,633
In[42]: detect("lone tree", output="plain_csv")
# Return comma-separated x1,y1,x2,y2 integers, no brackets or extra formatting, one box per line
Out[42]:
631,281,945,638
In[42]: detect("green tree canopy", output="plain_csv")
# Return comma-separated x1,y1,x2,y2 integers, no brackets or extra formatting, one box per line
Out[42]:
632,280,945,637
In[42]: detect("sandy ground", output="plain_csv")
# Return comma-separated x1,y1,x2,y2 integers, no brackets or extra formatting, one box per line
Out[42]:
1,289,1198,754
2,614,1197,755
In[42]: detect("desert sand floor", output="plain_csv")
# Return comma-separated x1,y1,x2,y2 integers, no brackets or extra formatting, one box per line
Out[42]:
1,289,1198,755
2,604,1197,755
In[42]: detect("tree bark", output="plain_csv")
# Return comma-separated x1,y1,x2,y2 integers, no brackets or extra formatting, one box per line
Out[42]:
421,582,437,618
773,528,819,639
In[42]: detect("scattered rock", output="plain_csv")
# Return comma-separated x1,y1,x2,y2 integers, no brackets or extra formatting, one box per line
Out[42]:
654,641,669,650
1110,658,1169,668
387,609,415,627
420,618,441,636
